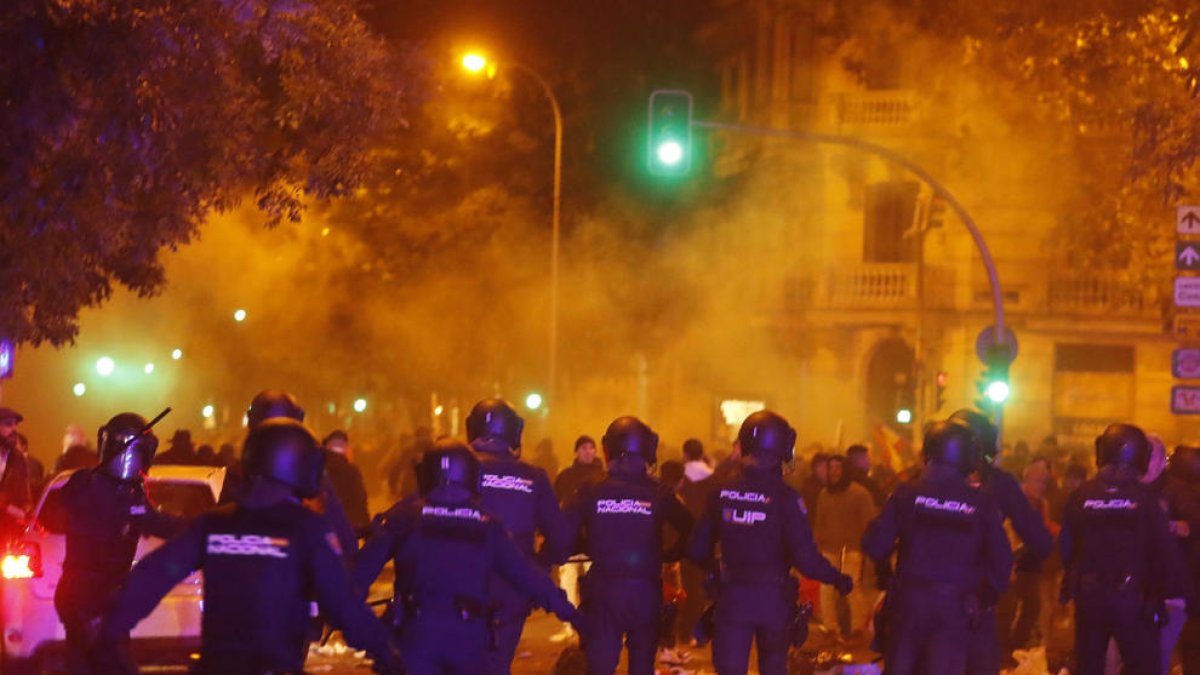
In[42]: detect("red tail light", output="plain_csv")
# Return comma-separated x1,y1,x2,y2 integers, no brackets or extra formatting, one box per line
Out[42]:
2,542,42,579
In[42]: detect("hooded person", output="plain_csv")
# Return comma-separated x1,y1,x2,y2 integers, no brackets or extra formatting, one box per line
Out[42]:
813,454,878,639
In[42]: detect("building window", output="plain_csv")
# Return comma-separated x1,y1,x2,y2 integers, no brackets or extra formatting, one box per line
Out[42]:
1052,343,1135,425
862,181,920,263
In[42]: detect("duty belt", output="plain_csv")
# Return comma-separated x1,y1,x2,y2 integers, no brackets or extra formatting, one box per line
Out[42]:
1077,571,1145,594
407,593,489,621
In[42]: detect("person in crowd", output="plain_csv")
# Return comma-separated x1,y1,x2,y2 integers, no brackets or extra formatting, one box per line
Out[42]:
0,406,33,540
354,438,579,675
14,432,45,496
195,444,218,466
56,424,100,474
550,434,605,643
1060,424,1188,675
799,452,830,522
1165,445,1200,673
997,457,1059,657
814,454,878,642
563,417,693,675
467,399,569,675
689,411,852,675
323,430,370,532
99,419,404,674
863,421,1012,674
845,444,886,508
155,430,198,466
676,437,717,648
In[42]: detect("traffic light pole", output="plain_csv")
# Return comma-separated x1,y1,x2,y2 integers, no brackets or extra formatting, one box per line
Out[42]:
691,119,1009,440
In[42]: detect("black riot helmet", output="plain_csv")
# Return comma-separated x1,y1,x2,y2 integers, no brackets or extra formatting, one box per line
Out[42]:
601,416,659,466
948,409,998,466
1095,423,1151,475
465,398,524,454
922,420,981,476
247,389,305,428
242,418,325,499
737,410,798,466
417,438,482,498
98,413,159,482
1170,445,1200,483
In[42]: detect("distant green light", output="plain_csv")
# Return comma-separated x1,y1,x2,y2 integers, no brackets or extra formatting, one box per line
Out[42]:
656,140,684,166
96,357,115,377
72,383,86,397
171,348,183,360
233,309,247,322
896,408,913,424
986,381,1010,404
353,398,368,413
202,404,215,419
525,393,543,411
143,363,155,375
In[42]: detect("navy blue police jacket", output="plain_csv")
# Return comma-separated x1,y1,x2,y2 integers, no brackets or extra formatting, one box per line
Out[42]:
863,463,1012,593
687,465,843,584
564,467,694,580
476,452,570,565
100,500,396,673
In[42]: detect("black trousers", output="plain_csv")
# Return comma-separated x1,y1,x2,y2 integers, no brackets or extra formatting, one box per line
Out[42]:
710,581,792,675
885,583,970,675
484,580,531,675
399,611,490,675
1074,589,1160,675
581,577,661,675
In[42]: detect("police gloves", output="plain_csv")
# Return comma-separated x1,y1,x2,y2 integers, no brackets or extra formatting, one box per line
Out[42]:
834,573,853,596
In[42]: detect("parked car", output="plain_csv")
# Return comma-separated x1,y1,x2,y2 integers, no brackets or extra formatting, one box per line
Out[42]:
0,465,225,673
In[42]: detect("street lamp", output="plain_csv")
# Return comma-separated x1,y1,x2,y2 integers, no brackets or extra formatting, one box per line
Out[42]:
461,51,563,409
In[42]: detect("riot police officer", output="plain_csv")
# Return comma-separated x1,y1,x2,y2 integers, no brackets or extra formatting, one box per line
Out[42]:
862,420,1012,675
1060,424,1186,675
100,418,403,675
243,389,358,561
688,410,853,675
354,438,582,674
949,408,1054,673
465,398,569,674
55,411,181,674
563,416,694,675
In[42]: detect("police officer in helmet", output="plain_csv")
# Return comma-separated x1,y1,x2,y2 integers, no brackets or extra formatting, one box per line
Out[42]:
465,398,570,674
100,418,403,674
563,416,693,675
1060,424,1187,675
55,411,181,674
354,438,580,674
948,408,1053,673
689,410,852,675
242,389,358,563
863,420,1011,675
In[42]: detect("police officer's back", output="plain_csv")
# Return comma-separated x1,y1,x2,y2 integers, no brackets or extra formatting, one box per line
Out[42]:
689,411,852,675
55,412,181,675
466,398,569,674
949,409,1053,674
354,438,581,675
862,421,1011,675
1060,424,1185,675
563,417,693,675
100,419,402,675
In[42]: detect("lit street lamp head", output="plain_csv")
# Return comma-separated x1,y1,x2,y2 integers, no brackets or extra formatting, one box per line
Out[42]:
462,53,488,73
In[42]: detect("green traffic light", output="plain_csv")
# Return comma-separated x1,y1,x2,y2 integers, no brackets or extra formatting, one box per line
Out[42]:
985,380,1010,404
656,140,684,166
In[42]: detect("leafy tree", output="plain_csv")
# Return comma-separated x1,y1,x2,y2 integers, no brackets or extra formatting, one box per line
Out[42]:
0,0,424,346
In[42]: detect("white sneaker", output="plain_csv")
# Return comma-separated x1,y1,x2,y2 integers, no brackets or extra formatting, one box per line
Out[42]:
549,625,576,643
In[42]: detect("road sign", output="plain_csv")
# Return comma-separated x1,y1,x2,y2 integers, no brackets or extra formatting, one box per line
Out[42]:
0,340,10,380
1176,278,1200,307
1174,348,1200,378
1180,243,1200,270
1176,315,1200,341
1173,385,1200,414
1180,206,1200,235
975,324,1018,365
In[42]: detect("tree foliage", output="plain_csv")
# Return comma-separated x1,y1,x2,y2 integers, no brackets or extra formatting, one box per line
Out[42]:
0,0,423,345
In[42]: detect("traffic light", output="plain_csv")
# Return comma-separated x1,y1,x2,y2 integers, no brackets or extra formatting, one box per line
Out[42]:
647,90,693,176
928,196,947,229
976,345,1012,409
893,371,916,428
934,370,948,412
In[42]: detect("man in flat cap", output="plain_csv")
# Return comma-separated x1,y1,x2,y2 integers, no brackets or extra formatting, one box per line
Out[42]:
0,407,32,541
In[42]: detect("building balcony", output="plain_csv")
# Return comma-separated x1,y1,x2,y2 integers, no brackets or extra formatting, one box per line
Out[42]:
832,90,918,130
1043,271,1161,319
777,263,956,314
